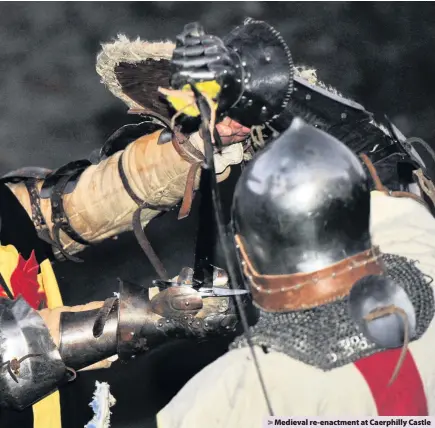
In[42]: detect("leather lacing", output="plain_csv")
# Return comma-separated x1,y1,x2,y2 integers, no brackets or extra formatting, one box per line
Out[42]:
364,305,410,386
0,353,76,384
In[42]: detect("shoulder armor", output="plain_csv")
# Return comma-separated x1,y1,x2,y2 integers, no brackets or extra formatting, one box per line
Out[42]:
0,167,52,184
290,75,372,127
0,297,69,410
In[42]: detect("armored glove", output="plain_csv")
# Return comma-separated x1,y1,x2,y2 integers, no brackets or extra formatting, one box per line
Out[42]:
171,22,243,115
171,19,294,127
0,268,244,411
58,277,241,369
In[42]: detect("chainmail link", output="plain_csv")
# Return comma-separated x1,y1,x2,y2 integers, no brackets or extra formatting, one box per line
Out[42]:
230,254,435,371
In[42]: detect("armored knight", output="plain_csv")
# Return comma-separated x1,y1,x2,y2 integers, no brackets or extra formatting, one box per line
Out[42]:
157,117,435,426
0,32,250,428
153,20,435,425
165,19,435,212
2,16,435,428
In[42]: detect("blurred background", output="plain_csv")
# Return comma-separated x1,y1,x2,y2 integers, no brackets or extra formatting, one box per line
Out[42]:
1,2,435,427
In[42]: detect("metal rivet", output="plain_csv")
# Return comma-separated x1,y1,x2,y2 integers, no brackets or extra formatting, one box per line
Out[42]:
185,301,189,306
267,289,272,294
158,322,163,327
242,61,247,67
247,100,253,106
244,78,249,84
205,322,209,327
265,56,271,62
280,287,285,292
261,106,267,112
223,69,228,74
236,78,241,83
241,95,247,101
196,321,200,326
332,272,336,278
184,316,188,320
305,94,311,101
166,319,170,323
236,245,240,249
341,113,347,119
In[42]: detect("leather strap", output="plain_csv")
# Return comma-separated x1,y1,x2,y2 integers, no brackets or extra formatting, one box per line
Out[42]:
178,162,201,220
235,234,384,312
117,154,144,206
51,171,90,263
413,168,435,210
171,130,204,164
24,179,59,250
360,153,428,208
171,130,204,220
118,152,170,280
0,272,13,300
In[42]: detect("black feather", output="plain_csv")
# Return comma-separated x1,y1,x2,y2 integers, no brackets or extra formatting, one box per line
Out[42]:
115,59,173,119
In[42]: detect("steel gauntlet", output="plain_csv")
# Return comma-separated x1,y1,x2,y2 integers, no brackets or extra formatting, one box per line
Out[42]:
171,19,294,127
58,279,239,369
0,279,240,411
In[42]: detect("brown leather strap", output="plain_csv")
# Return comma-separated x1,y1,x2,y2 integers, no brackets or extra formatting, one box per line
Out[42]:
132,204,169,280
235,234,384,312
360,153,428,208
24,179,59,249
178,163,201,220
170,130,204,220
118,151,170,280
118,153,144,206
171,130,204,164
413,168,435,209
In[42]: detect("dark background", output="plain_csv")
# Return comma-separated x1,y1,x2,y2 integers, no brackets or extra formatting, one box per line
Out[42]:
1,2,435,427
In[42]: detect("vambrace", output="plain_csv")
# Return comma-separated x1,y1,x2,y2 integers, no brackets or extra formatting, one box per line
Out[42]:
3,125,242,264
0,297,70,411
58,279,239,372
270,75,435,204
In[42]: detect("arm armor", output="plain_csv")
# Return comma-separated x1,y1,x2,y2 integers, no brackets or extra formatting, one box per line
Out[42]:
0,279,240,411
58,279,239,371
0,297,70,411
1,120,241,268
209,19,435,202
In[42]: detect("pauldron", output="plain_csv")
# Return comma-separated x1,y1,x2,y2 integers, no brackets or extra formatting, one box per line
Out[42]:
269,73,435,198
0,297,70,410
0,276,240,411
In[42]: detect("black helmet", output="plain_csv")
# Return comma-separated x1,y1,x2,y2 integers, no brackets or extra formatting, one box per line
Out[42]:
232,117,372,277
231,117,426,354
